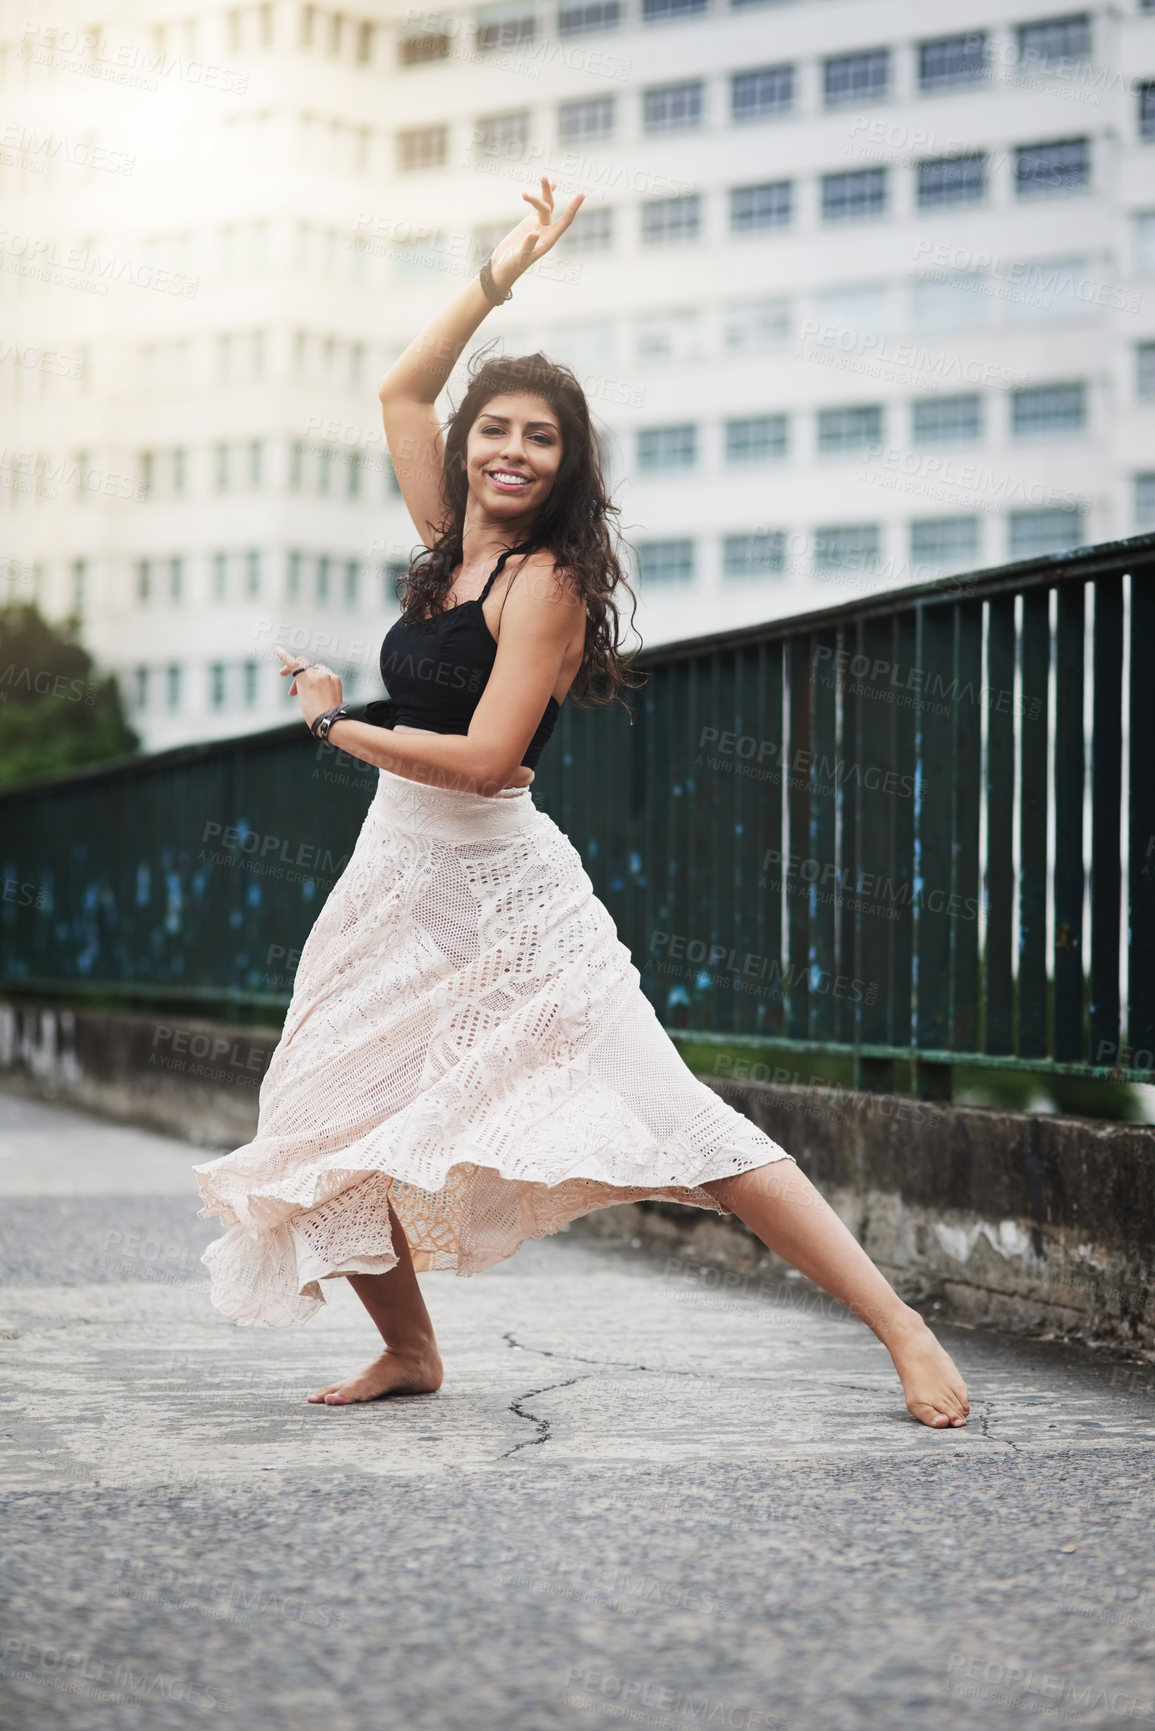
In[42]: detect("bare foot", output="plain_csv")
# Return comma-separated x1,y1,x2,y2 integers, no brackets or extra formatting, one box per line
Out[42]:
307,1345,443,1406
885,1312,970,1428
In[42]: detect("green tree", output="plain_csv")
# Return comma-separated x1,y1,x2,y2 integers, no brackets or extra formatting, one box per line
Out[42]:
0,603,140,789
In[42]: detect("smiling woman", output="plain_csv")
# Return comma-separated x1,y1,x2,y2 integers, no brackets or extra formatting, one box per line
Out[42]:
193,179,970,1432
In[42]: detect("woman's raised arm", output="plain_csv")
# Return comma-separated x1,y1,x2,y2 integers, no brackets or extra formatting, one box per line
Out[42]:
376,177,585,409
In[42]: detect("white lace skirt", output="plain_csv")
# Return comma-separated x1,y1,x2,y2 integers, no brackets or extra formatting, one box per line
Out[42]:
193,766,795,1326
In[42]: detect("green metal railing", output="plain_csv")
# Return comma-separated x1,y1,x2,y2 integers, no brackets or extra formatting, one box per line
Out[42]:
2,535,1153,1093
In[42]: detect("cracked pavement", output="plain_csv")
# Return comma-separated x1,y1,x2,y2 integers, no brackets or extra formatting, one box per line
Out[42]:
2,1089,1155,1731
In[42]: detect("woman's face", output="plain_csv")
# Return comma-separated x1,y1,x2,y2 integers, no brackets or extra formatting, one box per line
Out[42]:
464,391,563,520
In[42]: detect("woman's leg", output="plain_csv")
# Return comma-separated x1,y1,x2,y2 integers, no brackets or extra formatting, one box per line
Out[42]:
307,1201,444,1405
701,1160,970,1428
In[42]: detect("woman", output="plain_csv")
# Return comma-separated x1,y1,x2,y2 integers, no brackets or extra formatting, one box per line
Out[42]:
194,179,969,1430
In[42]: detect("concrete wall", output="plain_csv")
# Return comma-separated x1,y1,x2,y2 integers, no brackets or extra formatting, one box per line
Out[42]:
3,998,1152,1350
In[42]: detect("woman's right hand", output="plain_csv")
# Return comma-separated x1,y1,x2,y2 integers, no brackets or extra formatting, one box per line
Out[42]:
488,178,585,295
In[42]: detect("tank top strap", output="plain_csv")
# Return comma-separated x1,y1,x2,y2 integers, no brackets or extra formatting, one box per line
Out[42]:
477,541,535,604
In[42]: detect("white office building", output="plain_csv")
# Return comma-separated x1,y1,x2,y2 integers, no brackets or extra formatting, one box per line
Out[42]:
2,0,1154,750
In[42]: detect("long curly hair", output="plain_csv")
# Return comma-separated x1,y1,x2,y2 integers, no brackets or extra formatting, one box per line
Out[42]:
395,346,642,709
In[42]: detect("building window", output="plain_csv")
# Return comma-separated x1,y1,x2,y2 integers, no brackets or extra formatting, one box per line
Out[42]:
245,551,261,598
637,539,695,583
215,443,230,492
642,0,707,19
133,666,149,709
212,553,228,600
641,195,702,244
243,662,259,707
287,551,302,599
637,424,697,470
730,181,792,232
169,557,184,602
558,0,621,34
636,310,701,362
248,441,263,488
209,662,227,708
821,168,888,223
137,559,151,603
723,532,785,579
345,559,360,606
317,556,331,602
813,524,881,575
475,111,530,158
172,448,187,494
1140,84,1155,143
1015,138,1090,198
823,49,889,107
1008,508,1084,560
289,441,305,492
723,297,792,351
318,446,333,495
1016,13,1091,71
910,273,989,331
917,153,987,209
70,558,87,611
397,125,447,171
476,8,535,51
817,405,883,455
562,205,613,253
918,32,988,91
732,64,794,121
399,30,451,65
725,415,789,462
348,453,363,499
166,664,182,710
1011,383,1086,437
1137,342,1155,398
910,517,981,570
912,394,983,444
559,95,615,143
643,80,704,131
1135,473,1155,531
139,451,153,499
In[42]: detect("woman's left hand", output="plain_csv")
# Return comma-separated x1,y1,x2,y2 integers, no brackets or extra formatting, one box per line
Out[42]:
275,646,343,731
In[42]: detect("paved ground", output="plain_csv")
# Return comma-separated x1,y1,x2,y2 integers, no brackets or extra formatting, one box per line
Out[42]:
2,1088,1154,1731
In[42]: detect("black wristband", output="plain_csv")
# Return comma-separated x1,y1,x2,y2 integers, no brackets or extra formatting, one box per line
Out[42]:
310,705,349,742
479,257,513,305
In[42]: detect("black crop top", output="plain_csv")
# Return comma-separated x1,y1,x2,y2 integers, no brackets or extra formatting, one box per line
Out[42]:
361,542,561,772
